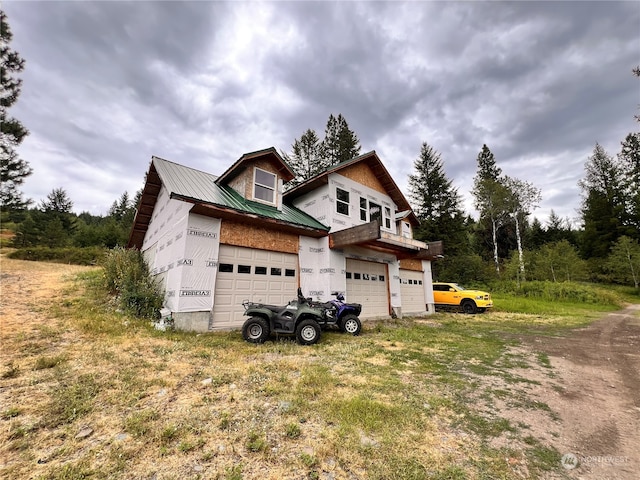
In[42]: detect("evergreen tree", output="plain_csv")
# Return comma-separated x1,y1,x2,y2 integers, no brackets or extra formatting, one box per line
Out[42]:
618,132,640,237
283,129,325,187
0,10,32,209
578,143,626,258
41,187,73,213
320,113,360,166
335,114,360,163
527,217,546,249
12,211,41,246
40,187,76,235
408,142,467,256
476,144,502,181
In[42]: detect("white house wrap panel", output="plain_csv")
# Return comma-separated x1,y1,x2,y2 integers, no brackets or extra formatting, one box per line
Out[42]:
174,214,221,312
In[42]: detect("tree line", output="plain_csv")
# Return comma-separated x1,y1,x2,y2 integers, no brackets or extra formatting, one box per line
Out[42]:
3,189,139,249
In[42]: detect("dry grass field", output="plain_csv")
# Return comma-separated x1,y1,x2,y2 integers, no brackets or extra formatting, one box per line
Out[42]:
1,256,638,479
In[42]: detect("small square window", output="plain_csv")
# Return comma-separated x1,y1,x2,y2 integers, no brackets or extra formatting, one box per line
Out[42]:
418,280,422,285
271,267,282,276
219,263,233,272
238,265,251,274
346,272,352,279
371,275,377,281
285,269,296,277
379,275,385,282
363,273,370,280
255,266,267,275
354,273,361,280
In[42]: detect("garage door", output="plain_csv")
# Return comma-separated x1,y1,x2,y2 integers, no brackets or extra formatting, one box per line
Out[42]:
399,269,426,314
212,245,298,329
345,259,389,318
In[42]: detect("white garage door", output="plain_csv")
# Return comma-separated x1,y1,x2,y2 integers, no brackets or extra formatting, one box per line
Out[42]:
345,259,389,318
399,269,426,314
212,245,298,329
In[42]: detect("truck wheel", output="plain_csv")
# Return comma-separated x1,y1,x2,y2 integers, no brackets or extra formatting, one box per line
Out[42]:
340,315,362,336
242,317,270,343
461,300,477,314
295,319,321,345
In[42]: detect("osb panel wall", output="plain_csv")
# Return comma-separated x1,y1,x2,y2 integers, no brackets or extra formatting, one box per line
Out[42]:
339,163,387,195
399,258,423,271
228,170,251,199
227,158,282,199
220,219,299,254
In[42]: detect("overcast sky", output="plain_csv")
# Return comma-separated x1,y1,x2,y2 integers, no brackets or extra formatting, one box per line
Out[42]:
4,1,639,226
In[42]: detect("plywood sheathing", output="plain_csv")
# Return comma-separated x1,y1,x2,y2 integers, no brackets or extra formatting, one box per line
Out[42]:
220,219,299,254
399,258,423,271
227,158,283,200
339,162,388,196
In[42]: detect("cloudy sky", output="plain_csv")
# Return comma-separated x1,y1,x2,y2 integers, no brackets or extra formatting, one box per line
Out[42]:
4,1,639,225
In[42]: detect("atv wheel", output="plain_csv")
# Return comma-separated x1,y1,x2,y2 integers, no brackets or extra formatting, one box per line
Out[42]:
461,300,477,314
295,319,321,345
340,314,362,336
242,317,270,343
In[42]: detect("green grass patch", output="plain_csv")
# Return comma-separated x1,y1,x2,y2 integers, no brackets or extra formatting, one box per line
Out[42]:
45,373,100,427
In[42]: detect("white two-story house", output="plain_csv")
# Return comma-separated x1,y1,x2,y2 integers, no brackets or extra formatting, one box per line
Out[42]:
128,147,442,332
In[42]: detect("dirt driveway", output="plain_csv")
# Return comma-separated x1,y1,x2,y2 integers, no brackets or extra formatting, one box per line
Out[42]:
519,305,640,479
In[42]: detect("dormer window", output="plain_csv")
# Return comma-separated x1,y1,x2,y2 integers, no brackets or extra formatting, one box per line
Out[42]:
254,168,276,204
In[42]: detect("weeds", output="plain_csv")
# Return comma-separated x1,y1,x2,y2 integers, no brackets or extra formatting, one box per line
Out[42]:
33,355,65,370
101,247,163,319
45,373,99,427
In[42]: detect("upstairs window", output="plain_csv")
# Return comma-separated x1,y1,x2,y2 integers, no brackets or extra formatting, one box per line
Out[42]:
336,188,350,215
360,197,367,221
254,168,276,204
384,207,391,229
401,221,411,238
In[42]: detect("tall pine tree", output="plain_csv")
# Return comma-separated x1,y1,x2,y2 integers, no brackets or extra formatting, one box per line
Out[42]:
321,114,360,165
408,142,467,255
1,10,32,210
618,132,640,238
282,129,325,188
579,143,626,258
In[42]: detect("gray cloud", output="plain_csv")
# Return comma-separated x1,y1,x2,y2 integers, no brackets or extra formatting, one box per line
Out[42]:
3,0,638,226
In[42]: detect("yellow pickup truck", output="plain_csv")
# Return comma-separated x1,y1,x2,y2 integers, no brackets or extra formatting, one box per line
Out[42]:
432,282,493,314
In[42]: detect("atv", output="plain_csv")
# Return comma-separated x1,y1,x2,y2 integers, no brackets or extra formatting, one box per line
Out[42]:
310,291,363,336
241,288,335,345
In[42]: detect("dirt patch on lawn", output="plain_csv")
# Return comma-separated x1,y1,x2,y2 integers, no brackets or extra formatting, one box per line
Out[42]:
1,258,97,337
487,305,640,479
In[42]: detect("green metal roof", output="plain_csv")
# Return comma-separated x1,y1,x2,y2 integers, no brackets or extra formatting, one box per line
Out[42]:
153,156,329,231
